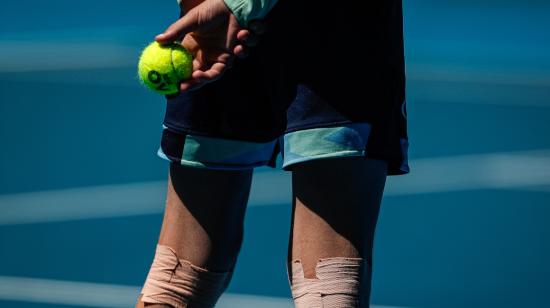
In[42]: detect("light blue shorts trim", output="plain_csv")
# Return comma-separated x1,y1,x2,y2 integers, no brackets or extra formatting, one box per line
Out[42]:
158,122,409,174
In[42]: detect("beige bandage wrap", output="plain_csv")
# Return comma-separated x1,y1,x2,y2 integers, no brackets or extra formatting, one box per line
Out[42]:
290,257,367,308
140,244,233,308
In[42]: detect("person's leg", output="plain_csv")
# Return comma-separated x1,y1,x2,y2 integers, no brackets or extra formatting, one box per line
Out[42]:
136,162,253,308
288,156,388,308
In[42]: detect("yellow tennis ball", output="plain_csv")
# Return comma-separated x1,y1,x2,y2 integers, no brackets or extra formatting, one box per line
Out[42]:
138,41,193,95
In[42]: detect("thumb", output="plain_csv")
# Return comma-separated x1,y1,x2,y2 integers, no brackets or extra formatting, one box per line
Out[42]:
155,8,200,44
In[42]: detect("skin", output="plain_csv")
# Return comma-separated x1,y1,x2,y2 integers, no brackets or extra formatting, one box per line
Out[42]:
156,0,264,92
136,157,387,308
138,2,388,307
289,157,387,289
137,164,253,308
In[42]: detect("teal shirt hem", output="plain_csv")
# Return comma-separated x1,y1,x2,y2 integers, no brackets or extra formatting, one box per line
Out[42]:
223,0,278,27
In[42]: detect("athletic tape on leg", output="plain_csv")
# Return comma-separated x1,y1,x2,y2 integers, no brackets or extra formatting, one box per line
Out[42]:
290,257,365,308
140,244,232,308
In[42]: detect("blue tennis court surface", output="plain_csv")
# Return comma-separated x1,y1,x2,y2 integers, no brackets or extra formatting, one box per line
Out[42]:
1,1,549,307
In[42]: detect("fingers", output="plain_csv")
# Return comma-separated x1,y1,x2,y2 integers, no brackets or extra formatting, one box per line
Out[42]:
161,2,267,91
192,58,202,71
179,79,204,92
236,18,267,47
180,60,230,92
156,9,200,44
216,53,234,68
193,62,226,80
233,45,249,58
236,30,260,47
234,19,267,58
234,28,259,58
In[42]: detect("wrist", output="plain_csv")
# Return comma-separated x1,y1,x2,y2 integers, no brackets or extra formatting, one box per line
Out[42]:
178,0,206,12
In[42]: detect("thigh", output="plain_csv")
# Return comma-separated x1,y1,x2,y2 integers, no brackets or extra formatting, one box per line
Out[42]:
291,156,388,258
157,163,253,270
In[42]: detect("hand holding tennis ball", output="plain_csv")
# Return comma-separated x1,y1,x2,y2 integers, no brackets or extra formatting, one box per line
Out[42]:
138,41,193,95
139,0,267,94
152,0,247,92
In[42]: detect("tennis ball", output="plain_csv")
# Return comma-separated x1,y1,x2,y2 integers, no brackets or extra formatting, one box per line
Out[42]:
138,41,193,95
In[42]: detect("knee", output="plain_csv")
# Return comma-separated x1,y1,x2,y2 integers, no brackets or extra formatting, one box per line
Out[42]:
135,295,172,308
288,257,372,308
140,244,234,308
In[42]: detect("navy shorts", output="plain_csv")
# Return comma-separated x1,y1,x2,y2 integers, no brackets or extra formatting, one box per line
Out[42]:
158,0,409,175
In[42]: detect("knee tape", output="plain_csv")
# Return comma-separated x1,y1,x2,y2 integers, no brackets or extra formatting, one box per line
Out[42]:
289,257,369,308
140,244,233,308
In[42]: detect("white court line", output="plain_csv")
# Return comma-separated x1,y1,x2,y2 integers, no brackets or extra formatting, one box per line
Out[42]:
407,62,550,87
0,42,137,72
0,276,406,308
1,39,549,88
0,149,549,226
386,149,550,196
0,171,291,226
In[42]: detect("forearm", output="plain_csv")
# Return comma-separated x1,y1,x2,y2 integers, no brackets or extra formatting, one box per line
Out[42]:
177,0,204,12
